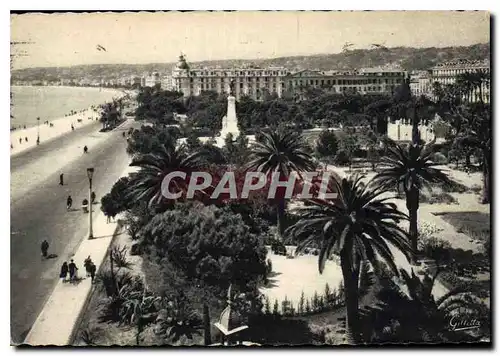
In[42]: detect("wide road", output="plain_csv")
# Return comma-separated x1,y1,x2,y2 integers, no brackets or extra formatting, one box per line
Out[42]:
10,119,139,344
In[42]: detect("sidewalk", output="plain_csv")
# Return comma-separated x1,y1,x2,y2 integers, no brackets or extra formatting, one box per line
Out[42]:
23,161,138,346
23,208,121,346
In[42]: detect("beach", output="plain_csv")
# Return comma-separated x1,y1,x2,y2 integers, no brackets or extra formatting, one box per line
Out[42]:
10,86,127,156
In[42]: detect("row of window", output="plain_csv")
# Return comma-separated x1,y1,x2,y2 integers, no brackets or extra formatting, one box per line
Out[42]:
433,68,490,76
188,70,287,77
192,82,285,91
288,78,401,86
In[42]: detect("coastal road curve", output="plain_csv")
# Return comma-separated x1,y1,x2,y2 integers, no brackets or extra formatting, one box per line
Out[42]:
10,119,139,344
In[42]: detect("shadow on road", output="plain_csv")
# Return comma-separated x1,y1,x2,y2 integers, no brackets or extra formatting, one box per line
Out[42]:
93,231,123,240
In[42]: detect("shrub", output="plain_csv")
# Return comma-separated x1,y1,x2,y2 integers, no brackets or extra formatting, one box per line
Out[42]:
420,191,458,205
270,239,287,256
79,323,103,346
440,180,468,194
334,149,350,166
298,291,305,314
141,204,268,289
97,274,145,323
266,259,273,276
97,269,135,297
264,296,271,314
111,245,133,270
315,129,339,158
432,152,448,164
130,243,142,256
155,296,203,343
418,235,452,264
305,299,311,313
273,299,279,315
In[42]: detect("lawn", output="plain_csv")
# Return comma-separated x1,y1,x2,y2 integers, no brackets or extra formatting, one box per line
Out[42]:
260,249,343,312
436,211,490,241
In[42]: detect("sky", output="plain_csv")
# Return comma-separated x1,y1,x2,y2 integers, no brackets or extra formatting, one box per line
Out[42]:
10,11,490,70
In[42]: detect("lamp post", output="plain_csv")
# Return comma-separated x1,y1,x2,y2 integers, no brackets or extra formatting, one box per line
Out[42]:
87,167,95,239
36,117,40,145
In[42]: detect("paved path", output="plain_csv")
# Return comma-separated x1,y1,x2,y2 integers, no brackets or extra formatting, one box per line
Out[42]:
23,208,121,346
10,119,138,344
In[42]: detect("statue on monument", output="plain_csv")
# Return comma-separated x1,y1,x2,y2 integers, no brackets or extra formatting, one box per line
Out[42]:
229,79,235,96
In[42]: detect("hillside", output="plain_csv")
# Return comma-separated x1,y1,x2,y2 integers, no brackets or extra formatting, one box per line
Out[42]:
11,43,490,81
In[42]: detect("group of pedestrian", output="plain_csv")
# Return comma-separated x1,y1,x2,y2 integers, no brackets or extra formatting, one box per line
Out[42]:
59,259,78,283
59,256,97,283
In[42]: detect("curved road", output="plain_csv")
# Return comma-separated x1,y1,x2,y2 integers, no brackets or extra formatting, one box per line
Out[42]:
10,119,138,343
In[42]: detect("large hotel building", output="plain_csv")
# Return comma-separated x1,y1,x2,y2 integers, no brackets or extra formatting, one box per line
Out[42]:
409,58,490,103
172,56,406,101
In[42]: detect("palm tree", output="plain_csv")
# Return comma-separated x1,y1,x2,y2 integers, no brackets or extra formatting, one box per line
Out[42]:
456,72,475,103
286,175,412,343
246,129,316,239
362,268,490,343
372,139,453,263
127,141,224,210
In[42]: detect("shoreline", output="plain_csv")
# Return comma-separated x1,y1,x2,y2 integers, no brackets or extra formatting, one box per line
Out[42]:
10,85,126,131
10,90,128,157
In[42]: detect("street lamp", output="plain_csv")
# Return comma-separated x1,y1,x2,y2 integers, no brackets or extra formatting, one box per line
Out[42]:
87,167,95,239
36,117,40,145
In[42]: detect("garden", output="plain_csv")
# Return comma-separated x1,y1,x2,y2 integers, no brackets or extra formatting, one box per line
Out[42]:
77,74,491,345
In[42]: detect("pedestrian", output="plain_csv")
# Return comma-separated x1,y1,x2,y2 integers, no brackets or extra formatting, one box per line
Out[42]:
59,173,64,186
89,263,97,283
68,259,78,281
41,240,49,259
19,137,22,144
71,124,75,131
25,137,28,142
84,256,92,277
60,262,69,282
106,213,111,224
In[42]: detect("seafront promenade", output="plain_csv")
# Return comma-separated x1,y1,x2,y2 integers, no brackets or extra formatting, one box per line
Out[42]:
23,161,137,346
10,115,138,343
10,108,100,157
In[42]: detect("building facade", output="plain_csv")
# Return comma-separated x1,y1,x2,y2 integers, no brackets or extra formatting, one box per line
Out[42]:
409,70,431,97
172,63,288,100
430,59,490,102
284,67,406,97
161,75,173,91
144,72,161,87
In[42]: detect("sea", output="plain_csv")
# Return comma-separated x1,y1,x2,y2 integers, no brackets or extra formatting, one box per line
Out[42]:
10,86,123,129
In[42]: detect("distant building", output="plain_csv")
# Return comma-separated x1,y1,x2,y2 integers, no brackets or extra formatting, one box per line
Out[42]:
172,55,287,100
172,54,406,101
285,66,406,97
145,72,161,87
161,75,173,91
409,70,431,97
130,75,141,87
430,58,490,102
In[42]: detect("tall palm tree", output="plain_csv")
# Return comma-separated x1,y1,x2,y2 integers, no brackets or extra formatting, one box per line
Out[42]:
456,72,475,103
246,129,316,238
128,142,224,210
372,139,453,263
287,175,412,343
